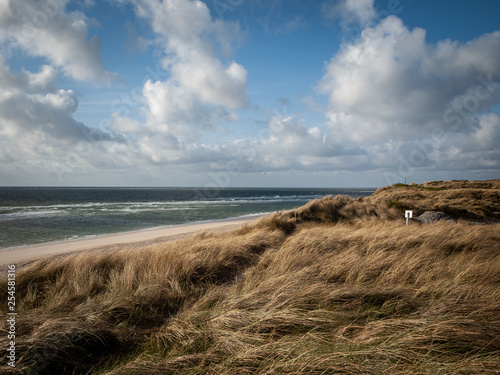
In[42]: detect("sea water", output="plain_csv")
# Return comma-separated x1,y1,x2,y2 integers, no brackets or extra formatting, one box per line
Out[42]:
0,187,375,249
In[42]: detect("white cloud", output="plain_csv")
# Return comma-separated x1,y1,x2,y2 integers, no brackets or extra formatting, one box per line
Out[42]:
108,0,248,163
171,55,247,109
468,114,500,151
212,113,366,174
0,58,79,139
0,54,122,185
133,0,247,109
0,58,58,93
0,0,113,82
0,0,249,184
0,1,124,184
323,0,376,28
1,1,499,186
317,15,500,177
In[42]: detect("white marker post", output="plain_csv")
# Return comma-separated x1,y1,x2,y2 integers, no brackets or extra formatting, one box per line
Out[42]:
405,210,413,226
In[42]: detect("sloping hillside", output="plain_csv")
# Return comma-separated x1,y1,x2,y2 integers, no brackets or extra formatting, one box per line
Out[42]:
1,180,499,374
369,179,500,221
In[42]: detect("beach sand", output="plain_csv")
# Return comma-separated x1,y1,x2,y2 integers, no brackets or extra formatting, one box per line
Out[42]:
0,215,264,266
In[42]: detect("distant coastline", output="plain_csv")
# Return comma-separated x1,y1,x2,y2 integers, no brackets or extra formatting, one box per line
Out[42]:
0,187,375,249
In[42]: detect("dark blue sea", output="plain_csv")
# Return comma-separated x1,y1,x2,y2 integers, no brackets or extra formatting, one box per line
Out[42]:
0,187,375,249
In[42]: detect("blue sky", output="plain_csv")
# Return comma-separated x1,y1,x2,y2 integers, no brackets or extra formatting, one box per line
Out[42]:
0,0,499,187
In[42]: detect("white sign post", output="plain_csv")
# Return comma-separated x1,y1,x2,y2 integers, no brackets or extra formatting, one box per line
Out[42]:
405,210,413,226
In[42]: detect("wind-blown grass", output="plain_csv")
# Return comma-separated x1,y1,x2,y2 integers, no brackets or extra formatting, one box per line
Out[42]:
370,179,500,220
1,180,499,374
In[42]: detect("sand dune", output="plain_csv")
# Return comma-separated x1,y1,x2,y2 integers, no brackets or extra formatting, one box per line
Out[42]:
2,181,499,374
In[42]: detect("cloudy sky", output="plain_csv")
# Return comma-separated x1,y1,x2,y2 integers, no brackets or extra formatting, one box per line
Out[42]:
0,0,499,187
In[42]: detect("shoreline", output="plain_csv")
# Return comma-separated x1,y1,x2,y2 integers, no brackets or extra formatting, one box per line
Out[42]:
0,214,267,266
4,180,499,374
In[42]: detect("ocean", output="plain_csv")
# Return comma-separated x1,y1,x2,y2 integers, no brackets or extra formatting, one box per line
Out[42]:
0,187,376,249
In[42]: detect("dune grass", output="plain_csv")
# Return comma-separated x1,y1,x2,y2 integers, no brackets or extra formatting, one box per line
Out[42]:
1,180,499,374
370,179,500,220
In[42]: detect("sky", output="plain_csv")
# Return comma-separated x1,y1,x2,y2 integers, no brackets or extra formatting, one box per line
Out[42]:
0,0,499,188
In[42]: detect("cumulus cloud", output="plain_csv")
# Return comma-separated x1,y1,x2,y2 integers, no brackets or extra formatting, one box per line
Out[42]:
207,112,367,176
0,58,75,139
317,16,500,177
0,56,120,184
1,0,499,185
0,0,113,82
0,58,57,93
0,88,81,139
0,1,126,184
0,0,248,183
109,0,248,163
0,0,249,184
134,0,247,108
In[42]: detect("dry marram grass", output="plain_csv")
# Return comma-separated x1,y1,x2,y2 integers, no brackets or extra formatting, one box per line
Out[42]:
1,180,499,374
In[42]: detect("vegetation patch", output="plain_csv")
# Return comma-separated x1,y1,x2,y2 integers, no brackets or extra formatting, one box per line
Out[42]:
1,179,499,374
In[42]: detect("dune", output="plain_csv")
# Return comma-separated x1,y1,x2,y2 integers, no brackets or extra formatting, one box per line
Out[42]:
1,180,499,375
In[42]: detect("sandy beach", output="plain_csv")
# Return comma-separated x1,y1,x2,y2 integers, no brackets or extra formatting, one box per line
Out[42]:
0,215,264,266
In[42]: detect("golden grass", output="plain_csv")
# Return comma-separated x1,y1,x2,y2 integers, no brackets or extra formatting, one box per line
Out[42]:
371,179,500,220
1,180,499,374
